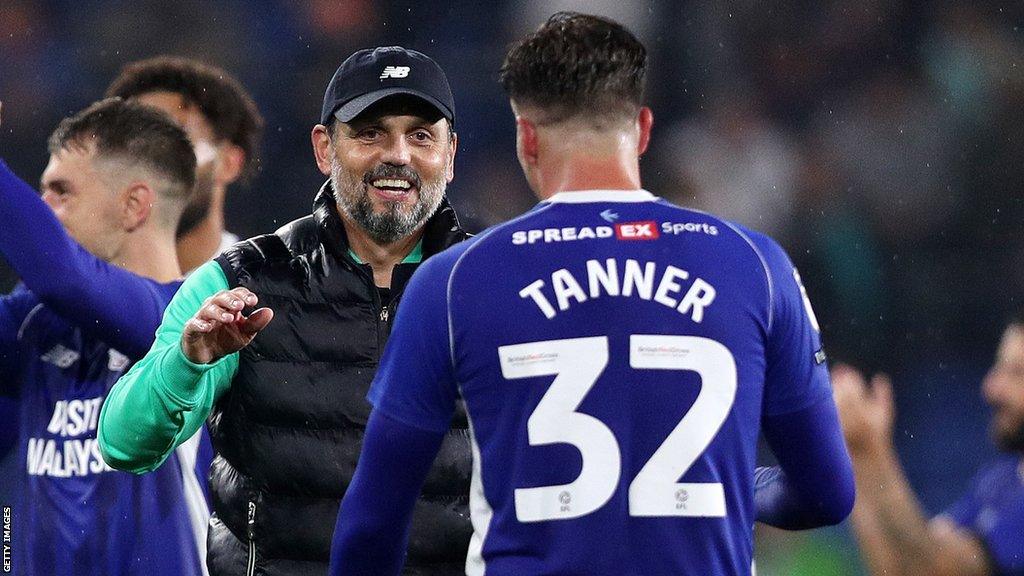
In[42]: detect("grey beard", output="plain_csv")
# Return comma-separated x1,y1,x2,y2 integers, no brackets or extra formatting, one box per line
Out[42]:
330,158,445,245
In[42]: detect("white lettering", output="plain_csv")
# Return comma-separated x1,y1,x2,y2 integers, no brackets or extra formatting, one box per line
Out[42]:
552,269,588,311
36,440,55,476
654,266,689,308
519,259,718,322
26,438,43,475
678,279,717,323
587,259,620,298
622,260,656,300
25,437,114,477
46,401,66,436
520,280,557,319
67,400,86,437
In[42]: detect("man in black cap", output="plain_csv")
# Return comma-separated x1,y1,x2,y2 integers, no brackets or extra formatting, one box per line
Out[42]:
98,46,473,576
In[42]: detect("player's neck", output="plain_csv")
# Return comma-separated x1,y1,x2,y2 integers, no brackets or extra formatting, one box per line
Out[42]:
176,188,226,274
112,229,182,283
342,214,425,288
536,150,642,200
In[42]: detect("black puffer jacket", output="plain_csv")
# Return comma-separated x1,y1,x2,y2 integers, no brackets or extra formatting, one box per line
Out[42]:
205,184,472,576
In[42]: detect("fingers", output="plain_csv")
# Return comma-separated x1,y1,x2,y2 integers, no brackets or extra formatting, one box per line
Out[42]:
869,373,894,408
831,363,867,388
240,307,274,336
201,289,260,322
831,363,869,405
185,289,261,333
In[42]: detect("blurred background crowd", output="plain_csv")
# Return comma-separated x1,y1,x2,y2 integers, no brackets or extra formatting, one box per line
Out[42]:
1,1,1021,573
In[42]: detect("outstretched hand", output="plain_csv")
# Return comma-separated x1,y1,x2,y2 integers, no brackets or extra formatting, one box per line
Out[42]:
831,363,896,455
182,287,273,364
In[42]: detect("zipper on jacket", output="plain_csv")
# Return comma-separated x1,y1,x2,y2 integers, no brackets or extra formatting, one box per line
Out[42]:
246,500,257,576
379,306,389,323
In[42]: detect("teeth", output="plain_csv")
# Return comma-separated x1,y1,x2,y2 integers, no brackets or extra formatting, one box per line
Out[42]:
371,179,411,190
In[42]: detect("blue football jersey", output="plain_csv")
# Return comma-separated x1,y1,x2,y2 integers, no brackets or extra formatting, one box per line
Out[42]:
1,283,208,576
943,456,1024,575
369,190,831,575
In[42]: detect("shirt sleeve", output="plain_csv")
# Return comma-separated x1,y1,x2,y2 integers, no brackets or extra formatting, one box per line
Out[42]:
0,160,168,360
941,484,982,529
941,464,1024,575
328,410,446,576
366,249,462,434
98,261,239,473
0,285,38,393
755,395,855,529
752,232,832,416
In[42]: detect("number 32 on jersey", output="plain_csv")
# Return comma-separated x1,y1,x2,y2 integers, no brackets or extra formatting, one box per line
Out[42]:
499,335,737,523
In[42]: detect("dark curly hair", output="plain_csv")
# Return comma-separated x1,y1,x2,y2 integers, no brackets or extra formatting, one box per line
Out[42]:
106,56,263,180
499,12,647,126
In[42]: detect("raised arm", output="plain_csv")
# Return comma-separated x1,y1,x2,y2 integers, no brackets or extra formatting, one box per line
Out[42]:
0,160,167,359
97,261,268,473
832,365,992,576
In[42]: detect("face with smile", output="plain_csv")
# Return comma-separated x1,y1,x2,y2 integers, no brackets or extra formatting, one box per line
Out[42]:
983,324,1024,452
319,97,456,245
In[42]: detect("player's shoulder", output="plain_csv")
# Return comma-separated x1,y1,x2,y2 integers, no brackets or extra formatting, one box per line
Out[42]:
654,197,793,273
968,456,1024,495
425,204,556,275
1,283,43,329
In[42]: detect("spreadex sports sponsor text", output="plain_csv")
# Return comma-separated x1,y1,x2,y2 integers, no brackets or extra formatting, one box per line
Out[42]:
512,221,718,245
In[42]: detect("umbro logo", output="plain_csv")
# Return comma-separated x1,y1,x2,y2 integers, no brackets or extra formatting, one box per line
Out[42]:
380,66,410,79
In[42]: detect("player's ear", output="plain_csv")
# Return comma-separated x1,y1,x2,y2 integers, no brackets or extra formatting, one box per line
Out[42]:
516,116,539,167
121,181,154,232
445,126,457,183
214,143,246,186
311,124,333,176
637,107,653,156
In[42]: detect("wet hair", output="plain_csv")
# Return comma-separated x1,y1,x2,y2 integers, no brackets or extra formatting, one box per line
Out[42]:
499,11,647,126
106,55,263,179
48,97,196,207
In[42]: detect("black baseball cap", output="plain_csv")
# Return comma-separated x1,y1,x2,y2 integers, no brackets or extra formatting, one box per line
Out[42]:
320,46,455,127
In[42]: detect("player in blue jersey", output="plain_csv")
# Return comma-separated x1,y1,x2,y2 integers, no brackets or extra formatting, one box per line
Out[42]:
0,99,206,575
329,12,854,576
834,320,1024,575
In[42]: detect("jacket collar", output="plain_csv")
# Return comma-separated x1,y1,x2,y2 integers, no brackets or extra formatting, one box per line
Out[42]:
312,180,467,262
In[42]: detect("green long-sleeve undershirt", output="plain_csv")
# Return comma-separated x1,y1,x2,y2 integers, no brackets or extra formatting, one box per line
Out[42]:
98,260,237,474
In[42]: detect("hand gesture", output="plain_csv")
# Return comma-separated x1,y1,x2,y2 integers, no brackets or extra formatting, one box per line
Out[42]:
182,287,273,364
831,363,896,455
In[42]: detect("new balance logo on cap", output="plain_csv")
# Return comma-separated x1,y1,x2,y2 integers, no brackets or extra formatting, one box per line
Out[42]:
380,66,410,79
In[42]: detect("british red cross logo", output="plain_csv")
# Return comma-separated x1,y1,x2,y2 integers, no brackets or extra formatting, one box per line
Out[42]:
615,221,660,240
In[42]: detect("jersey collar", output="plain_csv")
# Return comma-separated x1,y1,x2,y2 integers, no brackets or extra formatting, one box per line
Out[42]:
543,189,657,204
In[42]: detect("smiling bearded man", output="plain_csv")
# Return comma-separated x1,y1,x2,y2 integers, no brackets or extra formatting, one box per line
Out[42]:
98,47,474,576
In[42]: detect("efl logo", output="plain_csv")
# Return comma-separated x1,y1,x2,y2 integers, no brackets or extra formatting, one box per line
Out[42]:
615,221,659,240
380,66,410,79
